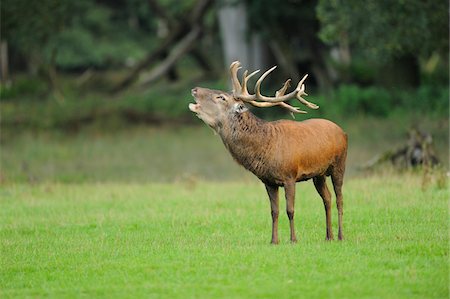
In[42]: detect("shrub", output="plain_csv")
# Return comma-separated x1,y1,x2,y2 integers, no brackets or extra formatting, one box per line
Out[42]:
333,85,393,116
0,77,47,99
331,84,449,117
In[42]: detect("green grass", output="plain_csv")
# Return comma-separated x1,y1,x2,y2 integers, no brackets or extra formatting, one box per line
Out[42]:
1,115,448,183
1,107,448,297
0,175,448,298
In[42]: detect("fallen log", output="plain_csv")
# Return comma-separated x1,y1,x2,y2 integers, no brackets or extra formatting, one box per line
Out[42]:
361,128,440,170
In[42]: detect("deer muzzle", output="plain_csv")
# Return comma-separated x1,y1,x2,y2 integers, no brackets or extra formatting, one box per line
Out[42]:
189,88,201,113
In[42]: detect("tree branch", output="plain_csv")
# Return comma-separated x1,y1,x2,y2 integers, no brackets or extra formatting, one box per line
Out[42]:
138,27,201,88
112,0,214,93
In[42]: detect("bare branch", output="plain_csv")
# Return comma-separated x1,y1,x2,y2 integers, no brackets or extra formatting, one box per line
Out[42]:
139,27,201,88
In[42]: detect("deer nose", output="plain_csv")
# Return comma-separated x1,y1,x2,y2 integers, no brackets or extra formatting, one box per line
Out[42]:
191,88,198,96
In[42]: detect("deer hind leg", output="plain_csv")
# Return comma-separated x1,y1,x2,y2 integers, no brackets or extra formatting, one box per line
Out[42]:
284,181,297,243
331,159,346,241
265,184,279,244
313,175,334,241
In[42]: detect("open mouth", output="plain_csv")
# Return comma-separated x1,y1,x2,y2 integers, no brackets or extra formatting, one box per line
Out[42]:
188,102,200,113
188,91,201,113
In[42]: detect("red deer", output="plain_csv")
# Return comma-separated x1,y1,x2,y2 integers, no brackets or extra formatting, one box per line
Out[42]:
189,61,348,244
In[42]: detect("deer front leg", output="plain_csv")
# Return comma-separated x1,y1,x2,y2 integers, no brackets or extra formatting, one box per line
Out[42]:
284,181,297,243
265,184,279,244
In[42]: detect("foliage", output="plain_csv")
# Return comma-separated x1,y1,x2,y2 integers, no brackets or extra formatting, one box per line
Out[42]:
0,77,47,99
246,0,318,39
45,3,153,70
325,84,450,117
156,0,198,18
1,0,86,49
48,27,149,70
1,0,90,75
292,81,449,118
245,0,324,83
316,0,449,59
1,79,448,135
0,73,228,130
2,0,448,122
333,85,392,117
2,0,159,70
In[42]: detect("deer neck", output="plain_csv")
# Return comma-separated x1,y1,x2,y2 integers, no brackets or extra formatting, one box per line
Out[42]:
218,110,273,175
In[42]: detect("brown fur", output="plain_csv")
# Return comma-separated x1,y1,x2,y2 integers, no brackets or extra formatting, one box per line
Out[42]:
190,87,348,243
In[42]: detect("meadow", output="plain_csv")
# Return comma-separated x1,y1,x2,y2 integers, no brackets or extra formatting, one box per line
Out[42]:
0,116,448,298
1,115,448,183
0,175,448,298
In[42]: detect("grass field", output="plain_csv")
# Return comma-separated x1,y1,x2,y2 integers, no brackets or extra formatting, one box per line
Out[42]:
1,115,448,183
0,175,448,298
1,114,448,298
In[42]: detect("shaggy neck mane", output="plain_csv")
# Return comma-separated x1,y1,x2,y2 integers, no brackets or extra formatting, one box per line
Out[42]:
218,110,274,177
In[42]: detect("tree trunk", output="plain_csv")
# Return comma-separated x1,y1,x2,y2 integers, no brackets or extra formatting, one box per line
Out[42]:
0,40,9,84
218,1,269,88
47,47,64,101
218,1,250,70
249,34,269,71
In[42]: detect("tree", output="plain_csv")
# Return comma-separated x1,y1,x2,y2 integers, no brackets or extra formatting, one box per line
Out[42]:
218,0,269,73
245,0,334,90
113,0,215,92
2,0,87,94
316,0,448,85
317,0,448,58
2,0,82,57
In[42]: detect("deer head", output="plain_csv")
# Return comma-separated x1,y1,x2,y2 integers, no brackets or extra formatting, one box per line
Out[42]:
189,61,319,130
189,87,237,129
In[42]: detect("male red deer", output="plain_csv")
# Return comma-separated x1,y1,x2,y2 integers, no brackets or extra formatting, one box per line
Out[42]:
189,61,348,243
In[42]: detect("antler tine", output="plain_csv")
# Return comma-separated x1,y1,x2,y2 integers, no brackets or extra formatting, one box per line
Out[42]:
229,61,318,114
255,65,277,97
276,79,291,97
279,102,307,114
256,73,320,109
230,61,242,93
275,79,298,117
297,74,308,89
297,94,319,109
241,70,248,94
241,69,260,96
255,73,309,103
294,74,319,109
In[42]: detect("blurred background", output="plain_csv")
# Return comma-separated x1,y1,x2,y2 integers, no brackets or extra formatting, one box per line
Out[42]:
1,0,448,183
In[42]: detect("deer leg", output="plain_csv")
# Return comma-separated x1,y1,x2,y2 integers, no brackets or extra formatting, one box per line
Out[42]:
331,168,345,241
313,175,334,241
265,184,279,244
284,181,297,243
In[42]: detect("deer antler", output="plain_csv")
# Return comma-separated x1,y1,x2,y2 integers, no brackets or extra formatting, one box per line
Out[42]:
229,61,319,115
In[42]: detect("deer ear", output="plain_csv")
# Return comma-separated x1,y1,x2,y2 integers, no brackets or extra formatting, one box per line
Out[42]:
232,103,248,114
